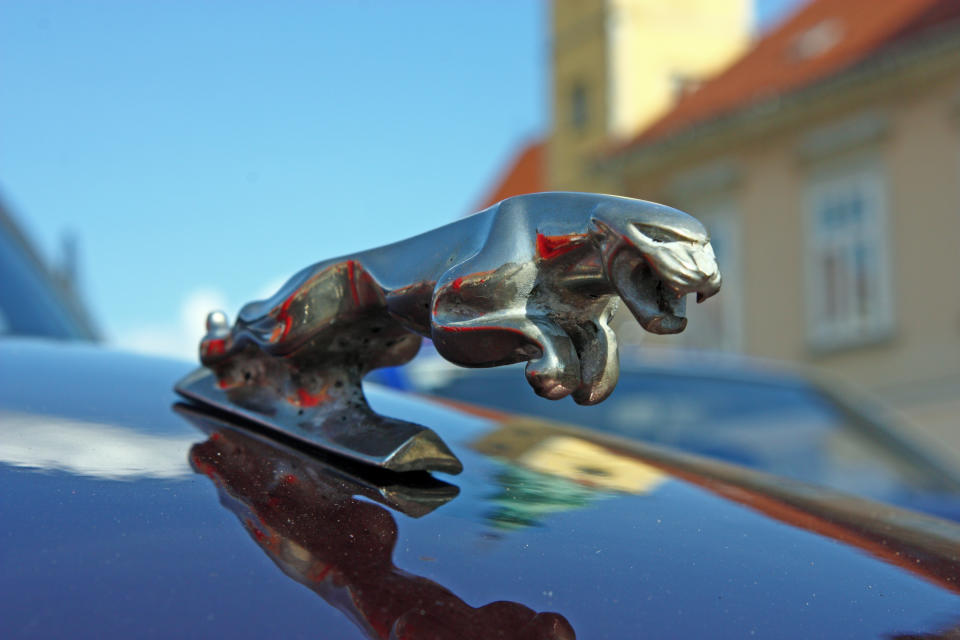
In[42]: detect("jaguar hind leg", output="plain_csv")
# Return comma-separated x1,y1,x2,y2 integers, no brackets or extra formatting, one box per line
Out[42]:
431,311,582,400
566,299,621,405
523,316,583,400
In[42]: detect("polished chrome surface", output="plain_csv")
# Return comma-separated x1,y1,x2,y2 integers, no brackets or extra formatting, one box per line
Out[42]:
176,367,464,474
176,192,721,472
176,403,461,518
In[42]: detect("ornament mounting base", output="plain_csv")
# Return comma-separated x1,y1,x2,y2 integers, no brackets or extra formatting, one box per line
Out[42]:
175,367,463,475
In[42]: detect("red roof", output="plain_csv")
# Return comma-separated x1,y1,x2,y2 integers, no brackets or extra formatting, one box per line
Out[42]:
618,0,960,150
481,0,960,192
474,140,545,211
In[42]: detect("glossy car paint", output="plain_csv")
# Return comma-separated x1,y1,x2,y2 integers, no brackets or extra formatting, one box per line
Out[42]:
403,361,960,521
2,340,959,638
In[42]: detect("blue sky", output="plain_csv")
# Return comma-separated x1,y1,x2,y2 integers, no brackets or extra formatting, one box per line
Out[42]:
0,0,803,359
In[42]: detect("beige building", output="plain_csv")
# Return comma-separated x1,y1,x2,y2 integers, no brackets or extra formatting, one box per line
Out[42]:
478,0,960,455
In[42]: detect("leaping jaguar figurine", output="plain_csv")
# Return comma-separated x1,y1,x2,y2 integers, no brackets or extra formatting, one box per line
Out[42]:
177,192,721,473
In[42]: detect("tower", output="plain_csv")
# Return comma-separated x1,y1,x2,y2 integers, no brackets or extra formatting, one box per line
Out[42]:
549,0,752,191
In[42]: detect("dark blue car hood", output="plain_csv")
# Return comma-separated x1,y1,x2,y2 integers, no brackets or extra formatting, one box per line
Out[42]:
1,339,959,639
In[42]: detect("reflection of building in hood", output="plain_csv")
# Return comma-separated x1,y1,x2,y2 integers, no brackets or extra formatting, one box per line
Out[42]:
484,465,597,530
473,419,666,530
517,435,665,494
188,423,575,640
473,419,666,492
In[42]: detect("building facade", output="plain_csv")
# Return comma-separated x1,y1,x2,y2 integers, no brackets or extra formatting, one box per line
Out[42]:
549,0,751,191
478,0,960,455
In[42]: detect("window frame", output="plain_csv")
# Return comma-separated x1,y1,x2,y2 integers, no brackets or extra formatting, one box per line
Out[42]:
803,158,895,351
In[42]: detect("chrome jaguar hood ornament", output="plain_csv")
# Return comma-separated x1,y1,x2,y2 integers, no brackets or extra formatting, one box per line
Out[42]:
175,192,721,474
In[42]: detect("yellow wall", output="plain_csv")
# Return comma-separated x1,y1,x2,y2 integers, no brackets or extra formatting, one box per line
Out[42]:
605,0,752,138
549,0,750,192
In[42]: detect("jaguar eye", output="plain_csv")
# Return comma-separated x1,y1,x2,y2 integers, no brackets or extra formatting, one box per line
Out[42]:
634,224,685,244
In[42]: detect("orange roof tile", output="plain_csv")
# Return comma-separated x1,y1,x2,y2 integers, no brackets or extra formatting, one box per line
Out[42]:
475,140,545,211
617,0,960,151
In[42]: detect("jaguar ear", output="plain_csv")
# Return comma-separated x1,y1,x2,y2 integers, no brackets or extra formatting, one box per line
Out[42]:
589,215,630,253
590,212,633,240
632,223,686,244
589,215,612,235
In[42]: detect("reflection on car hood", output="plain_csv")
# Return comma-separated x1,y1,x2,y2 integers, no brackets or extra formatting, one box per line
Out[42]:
1,339,959,639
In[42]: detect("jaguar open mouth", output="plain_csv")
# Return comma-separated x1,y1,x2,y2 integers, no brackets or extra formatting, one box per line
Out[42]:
630,275,688,335
608,252,720,336
607,258,691,335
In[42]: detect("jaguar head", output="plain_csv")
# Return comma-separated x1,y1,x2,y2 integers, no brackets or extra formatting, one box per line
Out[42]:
591,196,722,335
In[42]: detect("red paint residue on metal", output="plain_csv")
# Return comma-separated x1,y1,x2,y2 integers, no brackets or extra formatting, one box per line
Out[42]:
536,233,587,260
244,517,281,553
446,268,496,297
346,260,360,306
272,293,296,342
306,564,332,583
295,387,327,408
191,454,217,479
203,338,226,357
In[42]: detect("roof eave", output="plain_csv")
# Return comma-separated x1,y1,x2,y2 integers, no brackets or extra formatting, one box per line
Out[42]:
598,20,960,176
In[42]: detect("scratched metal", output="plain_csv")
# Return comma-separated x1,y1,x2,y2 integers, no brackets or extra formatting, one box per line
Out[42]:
175,192,721,473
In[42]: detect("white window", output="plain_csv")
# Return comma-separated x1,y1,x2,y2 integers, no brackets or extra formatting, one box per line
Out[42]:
804,163,893,350
683,202,742,352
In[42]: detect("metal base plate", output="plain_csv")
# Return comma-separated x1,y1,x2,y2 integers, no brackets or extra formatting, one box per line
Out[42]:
175,367,463,475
